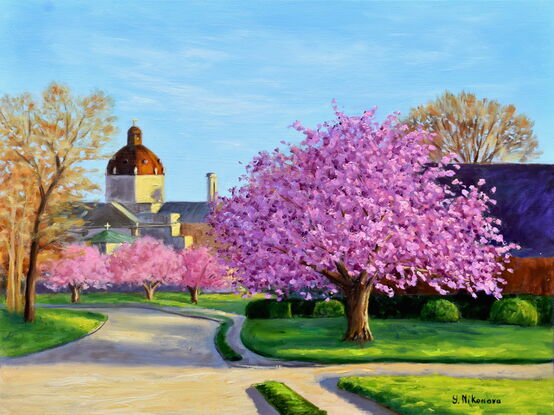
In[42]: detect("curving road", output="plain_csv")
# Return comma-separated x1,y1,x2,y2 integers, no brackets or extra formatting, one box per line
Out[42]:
2,308,226,368
0,307,551,415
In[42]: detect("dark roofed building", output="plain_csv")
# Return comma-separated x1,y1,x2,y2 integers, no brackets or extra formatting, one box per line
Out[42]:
450,164,554,258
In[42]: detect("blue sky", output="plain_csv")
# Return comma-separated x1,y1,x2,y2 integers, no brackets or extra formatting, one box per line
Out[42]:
1,1,552,201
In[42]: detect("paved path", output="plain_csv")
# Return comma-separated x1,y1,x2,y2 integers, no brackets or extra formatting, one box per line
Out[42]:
1,306,552,415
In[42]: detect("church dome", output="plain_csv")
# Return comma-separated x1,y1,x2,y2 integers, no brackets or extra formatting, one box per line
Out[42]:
107,124,165,176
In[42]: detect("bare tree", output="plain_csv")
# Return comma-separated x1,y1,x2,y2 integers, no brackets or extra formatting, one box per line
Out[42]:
405,91,541,163
0,83,116,322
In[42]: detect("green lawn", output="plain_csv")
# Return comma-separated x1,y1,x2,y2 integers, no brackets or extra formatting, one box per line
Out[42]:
0,308,106,357
241,317,553,364
32,292,261,315
338,375,554,415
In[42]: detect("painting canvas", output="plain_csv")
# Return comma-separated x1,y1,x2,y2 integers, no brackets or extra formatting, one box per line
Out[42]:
0,1,552,414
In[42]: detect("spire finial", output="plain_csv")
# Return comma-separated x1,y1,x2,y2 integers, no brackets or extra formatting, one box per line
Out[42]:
104,222,111,230
132,119,138,127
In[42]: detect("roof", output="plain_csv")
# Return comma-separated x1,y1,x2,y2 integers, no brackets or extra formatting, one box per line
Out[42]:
106,125,164,176
158,201,210,223
447,164,554,258
85,229,135,243
79,202,139,228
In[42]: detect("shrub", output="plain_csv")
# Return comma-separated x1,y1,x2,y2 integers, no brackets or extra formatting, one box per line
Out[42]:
489,298,538,326
313,300,345,318
516,295,553,325
368,295,426,319
254,381,327,415
245,299,274,319
420,299,460,322
269,301,292,319
287,298,317,317
451,292,496,320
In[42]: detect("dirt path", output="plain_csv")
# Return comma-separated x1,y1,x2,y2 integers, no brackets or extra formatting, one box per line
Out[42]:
1,306,551,415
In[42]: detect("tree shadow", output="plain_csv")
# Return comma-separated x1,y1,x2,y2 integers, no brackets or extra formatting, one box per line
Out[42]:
245,386,279,415
318,375,397,415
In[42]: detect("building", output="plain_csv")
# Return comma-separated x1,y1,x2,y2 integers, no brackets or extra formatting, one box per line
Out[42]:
74,123,216,250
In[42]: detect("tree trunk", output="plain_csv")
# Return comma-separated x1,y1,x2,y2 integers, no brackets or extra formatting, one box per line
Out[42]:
23,236,40,322
14,239,25,313
70,284,81,303
343,283,373,342
143,281,161,300
24,196,47,323
187,286,199,304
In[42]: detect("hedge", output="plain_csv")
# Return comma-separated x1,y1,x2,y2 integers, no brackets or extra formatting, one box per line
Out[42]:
254,381,327,415
245,295,551,323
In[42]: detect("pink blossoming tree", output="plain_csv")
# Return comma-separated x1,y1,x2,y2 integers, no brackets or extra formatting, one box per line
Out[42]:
209,106,517,342
42,244,111,303
173,246,229,304
108,237,179,300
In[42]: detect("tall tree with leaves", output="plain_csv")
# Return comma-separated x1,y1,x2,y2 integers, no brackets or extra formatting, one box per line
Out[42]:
210,105,517,342
0,83,116,322
405,91,541,163
0,158,37,313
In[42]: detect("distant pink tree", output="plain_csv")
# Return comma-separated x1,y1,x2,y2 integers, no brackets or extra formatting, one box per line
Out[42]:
42,244,111,303
209,105,518,342
174,246,229,304
108,237,179,300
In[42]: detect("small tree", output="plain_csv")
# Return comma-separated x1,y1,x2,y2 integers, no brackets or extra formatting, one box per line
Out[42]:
405,90,541,163
174,247,229,304
42,244,111,303
0,83,116,321
209,105,517,342
108,237,178,300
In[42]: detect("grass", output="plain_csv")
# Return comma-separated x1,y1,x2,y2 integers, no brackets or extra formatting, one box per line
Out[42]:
338,375,554,415
254,381,327,415
215,316,242,361
0,308,106,357
31,292,262,315
241,317,553,364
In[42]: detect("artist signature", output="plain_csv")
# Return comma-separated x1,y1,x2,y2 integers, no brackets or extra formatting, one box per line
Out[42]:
452,394,502,405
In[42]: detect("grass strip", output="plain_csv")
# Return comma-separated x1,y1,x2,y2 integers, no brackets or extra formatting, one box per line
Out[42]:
337,375,554,415
215,316,242,361
0,308,106,357
26,292,263,315
254,381,327,415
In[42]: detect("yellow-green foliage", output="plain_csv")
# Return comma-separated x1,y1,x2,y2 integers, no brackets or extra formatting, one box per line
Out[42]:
313,300,345,318
421,299,460,322
490,298,538,326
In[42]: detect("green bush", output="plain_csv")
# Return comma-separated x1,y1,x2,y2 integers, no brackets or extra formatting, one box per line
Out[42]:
420,299,460,322
254,381,327,415
287,299,317,317
269,301,292,319
245,299,274,319
516,295,553,325
489,298,538,326
313,300,345,318
368,295,426,319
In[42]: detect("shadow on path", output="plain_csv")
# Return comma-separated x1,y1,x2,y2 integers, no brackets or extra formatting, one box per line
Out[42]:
319,376,397,415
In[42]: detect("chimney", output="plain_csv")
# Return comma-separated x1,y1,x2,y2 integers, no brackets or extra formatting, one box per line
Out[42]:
206,172,218,202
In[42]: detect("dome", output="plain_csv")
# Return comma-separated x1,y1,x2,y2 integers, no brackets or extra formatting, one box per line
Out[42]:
107,125,164,176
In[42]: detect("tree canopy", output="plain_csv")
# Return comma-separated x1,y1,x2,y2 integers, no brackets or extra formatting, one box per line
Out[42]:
210,105,517,341
405,91,541,163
